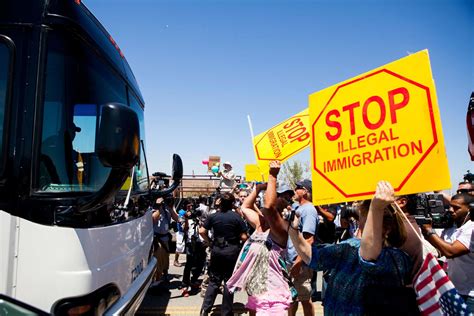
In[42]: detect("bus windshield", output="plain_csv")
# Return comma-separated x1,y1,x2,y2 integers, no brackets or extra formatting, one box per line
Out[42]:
38,29,128,193
0,40,11,175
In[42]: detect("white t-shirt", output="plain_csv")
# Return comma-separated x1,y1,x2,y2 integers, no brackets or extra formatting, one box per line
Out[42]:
439,226,457,243
447,220,474,297
219,169,236,190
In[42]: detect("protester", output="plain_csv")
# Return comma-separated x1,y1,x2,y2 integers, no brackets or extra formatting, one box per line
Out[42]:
152,196,178,283
276,183,294,204
421,193,474,310
335,203,360,242
218,161,236,192
227,161,295,316
235,189,249,216
286,179,318,316
288,181,414,315
199,192,248,316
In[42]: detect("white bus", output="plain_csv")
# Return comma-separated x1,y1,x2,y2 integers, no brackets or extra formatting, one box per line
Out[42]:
0,0,182,314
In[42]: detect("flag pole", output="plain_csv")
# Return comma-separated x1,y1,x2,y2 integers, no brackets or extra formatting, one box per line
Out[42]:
247,114,264,181
391,202,424,244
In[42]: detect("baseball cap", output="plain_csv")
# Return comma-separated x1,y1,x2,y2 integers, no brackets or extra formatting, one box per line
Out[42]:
295,179,312,192
277,183,294,195
223,161,232,168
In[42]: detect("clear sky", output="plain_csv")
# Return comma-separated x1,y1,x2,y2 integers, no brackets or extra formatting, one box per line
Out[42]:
85,0,473,192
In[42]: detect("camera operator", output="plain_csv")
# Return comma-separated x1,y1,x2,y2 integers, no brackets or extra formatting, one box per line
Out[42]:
152,196,179,284
421,193,474,309
181,201,207,296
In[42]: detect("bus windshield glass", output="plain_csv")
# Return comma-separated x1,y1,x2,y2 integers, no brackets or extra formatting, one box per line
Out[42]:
38,29,127,193
0,41,10,173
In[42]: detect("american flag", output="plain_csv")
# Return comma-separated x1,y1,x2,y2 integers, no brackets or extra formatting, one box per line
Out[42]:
414,253,473,316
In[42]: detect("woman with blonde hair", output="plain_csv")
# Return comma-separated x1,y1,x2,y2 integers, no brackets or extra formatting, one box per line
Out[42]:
288,181,417,315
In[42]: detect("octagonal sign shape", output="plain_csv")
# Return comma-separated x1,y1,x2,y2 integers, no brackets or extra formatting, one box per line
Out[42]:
309,50,451,204
254,109,310,162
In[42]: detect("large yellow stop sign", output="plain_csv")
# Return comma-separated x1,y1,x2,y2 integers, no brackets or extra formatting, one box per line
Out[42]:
310,50,451,204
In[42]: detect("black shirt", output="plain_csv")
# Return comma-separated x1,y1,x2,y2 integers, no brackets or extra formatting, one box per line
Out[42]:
204,210,247,244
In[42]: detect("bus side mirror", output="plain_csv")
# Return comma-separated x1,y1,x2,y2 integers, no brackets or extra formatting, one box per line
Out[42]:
172,153,183,181
151,154,183,199
96,103,140,169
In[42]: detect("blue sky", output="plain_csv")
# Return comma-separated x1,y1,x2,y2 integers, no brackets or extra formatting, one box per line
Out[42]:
85,0,473,192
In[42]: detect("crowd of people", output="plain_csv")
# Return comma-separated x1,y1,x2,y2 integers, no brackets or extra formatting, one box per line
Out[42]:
149,161,474,316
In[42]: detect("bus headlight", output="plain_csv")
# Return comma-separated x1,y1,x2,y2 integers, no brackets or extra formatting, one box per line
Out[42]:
53,284,120,315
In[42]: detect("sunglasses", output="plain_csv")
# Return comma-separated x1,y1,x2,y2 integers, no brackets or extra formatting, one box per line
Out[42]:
457,189,474,194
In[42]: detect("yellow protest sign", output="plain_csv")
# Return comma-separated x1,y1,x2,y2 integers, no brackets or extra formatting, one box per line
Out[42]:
245,164,267,182
310,50,451,204
254,109,310,166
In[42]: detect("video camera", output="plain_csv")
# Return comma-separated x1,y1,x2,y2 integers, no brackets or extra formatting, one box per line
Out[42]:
151,171,170,190
185,208,202,220
463,170,474,183
414,193,453,229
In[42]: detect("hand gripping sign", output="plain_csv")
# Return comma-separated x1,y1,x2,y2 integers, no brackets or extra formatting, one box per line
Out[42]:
310,50,451,204
253,109,310,178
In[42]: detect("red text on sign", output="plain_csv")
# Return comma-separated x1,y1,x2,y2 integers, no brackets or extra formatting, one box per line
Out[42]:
325,87,409,141
283,118,310,143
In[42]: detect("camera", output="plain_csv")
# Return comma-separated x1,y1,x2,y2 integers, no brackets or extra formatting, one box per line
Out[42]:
185,208,202,220
151,171,170,190
463,170,474,183
414,193,453,229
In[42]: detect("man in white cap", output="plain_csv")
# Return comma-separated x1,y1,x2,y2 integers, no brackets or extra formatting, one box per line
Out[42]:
218,161,236,192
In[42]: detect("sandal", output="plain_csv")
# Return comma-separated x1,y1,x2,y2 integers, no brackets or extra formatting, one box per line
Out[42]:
174,261,182,267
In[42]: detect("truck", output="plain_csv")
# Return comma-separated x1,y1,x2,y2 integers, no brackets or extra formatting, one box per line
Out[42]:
0,0,182,314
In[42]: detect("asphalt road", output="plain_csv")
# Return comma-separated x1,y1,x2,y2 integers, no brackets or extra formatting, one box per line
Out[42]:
136,254,324,316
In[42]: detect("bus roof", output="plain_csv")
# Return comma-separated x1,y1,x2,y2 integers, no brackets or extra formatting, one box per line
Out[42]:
0,0,145,107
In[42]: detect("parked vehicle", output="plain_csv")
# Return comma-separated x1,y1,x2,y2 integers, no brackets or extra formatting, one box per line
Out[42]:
0,0,182,314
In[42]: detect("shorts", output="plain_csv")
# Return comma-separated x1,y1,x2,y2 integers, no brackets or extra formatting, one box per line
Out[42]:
153,237,170,275
289,264,313,302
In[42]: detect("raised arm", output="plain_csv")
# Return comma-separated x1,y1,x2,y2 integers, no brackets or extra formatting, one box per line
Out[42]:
262,161,290,246
241,183,266,229
360,181,394,261
263,162,278,210
288,214,311,264
317,205,335,222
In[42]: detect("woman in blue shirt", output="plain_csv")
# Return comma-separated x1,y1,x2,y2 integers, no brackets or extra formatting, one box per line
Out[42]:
288,181,414,316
